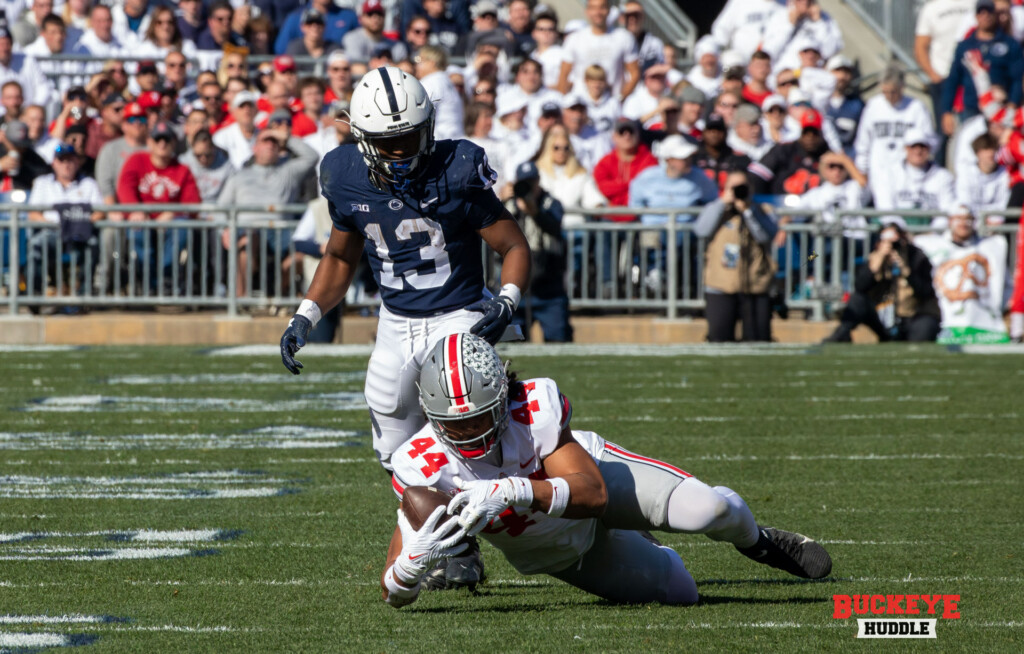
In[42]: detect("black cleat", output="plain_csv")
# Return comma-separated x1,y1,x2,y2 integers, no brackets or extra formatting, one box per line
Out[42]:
737,526,832,579
421,536,486,591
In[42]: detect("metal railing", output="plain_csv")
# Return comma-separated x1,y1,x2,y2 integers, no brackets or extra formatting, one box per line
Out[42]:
841,0,929,73
3,204,1020,320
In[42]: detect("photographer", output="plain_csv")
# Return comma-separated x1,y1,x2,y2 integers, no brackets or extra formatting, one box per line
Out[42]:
824,218,941,343
693,170,778,342
500,161,572,342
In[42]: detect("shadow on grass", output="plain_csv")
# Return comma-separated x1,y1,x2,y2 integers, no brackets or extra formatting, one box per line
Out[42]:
696,595,828,606
697,576,852,586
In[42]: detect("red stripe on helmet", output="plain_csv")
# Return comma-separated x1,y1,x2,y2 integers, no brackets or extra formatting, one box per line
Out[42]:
446,334,466,407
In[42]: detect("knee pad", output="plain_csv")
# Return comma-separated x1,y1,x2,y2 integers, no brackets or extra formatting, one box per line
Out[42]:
659,546,698,605
666,480,731,533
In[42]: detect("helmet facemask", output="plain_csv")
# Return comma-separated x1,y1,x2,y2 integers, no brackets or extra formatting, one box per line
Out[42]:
352,113,435,190
419,333,511,460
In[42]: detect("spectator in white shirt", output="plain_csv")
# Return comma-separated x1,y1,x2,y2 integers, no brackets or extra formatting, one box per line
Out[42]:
854,67,935,202
464,101,509,187
915,0,974,163
875,128,955,231
761,93,794,144
24,14,91,96
793,150,871,241
580,64,621,137
11,0,54,49
620,1,665,71
111,0,155,49
791,36,835,114
499,58,560,136
558,0,639,100
761,0,843,71
535,123,602,228
414,45,464,140
956,132,1010,222
623,63,672,130
491,92,533,175
686,36,722,99
0,24,55,108
26,141,104,295
530,8,564,91
711,0,784,62
75,5,123,59
213,90,259,168
562,93,610,171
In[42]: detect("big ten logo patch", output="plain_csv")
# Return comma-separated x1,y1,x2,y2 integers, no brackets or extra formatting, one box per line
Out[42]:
833,594,960,639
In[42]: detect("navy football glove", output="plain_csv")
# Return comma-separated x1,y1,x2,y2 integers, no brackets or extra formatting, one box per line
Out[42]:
280,315,312,375
467,295,515,345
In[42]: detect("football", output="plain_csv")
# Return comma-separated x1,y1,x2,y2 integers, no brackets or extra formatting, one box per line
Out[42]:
400,485,458,532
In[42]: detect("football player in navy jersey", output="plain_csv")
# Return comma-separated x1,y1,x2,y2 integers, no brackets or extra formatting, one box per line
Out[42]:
279,67,531,590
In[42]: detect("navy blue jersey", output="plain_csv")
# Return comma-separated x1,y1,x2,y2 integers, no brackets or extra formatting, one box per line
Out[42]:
319,139,505,317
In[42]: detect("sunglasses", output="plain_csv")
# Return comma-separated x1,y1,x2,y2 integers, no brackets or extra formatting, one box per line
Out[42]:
194,150,215,159
202,95,221,102
166,61,186,68
615,127,637,136
125,116,147,124
826,163,844,170
153,135,175,143
259,137,281,145
54,143,77,157
474,87,495,95
778,79,797,87
534,26,556,32
329,66,350,72
155,19,175,26
410,28,430,34
552,145,569,151
211,15,230,23
717,102,738,109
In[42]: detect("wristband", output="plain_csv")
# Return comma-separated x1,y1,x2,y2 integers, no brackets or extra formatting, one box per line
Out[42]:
546,477,570,518
383,565,420,607
498,283,522,311
508,476,534,508
296,299,322,328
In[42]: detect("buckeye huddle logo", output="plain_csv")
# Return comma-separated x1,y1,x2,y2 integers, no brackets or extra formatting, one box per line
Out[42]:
833,594,960,639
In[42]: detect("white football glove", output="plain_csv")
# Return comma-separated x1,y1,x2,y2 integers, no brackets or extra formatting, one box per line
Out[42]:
392,506,469,584
447,476,534,537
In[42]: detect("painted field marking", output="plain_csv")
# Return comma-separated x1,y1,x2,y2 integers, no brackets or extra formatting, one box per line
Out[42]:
206,344,812,358
105,372,365,385
20,394,367,413
0,426,366,451
0,471,301,500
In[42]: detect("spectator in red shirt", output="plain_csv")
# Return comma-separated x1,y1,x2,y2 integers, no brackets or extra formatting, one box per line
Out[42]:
256,79,317,137
742,51,773,108
592,118,658,222
116,121,201,293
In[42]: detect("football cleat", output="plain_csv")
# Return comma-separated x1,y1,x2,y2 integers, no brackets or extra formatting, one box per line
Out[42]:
421,536,486,591
737,526,832,579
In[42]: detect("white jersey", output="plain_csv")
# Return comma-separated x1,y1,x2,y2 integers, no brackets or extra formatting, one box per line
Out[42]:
915,0,974,78
569,125,611,172
854,94,935,192
561,26,637,96
391,377,606,576
583,91,622,137
531,45,565,90
711,0,784,62
760,9,844,71
621,86,663,129
874,160,956,228
419,69,465,141
27,174,104,224
212,123,257,169
685,67,722,99
955,164,1010,218
952,113,988,175
794,179,870,239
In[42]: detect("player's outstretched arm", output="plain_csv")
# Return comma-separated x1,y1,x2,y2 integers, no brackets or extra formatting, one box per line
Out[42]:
279,227,365,375
468,215,532,344
380,508,469,608
533,427,608,520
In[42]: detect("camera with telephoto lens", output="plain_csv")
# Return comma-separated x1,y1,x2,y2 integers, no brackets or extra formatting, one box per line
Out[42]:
513,180,534,198
732,183,749,201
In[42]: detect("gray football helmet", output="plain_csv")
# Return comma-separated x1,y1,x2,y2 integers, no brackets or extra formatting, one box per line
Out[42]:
418,333,509,459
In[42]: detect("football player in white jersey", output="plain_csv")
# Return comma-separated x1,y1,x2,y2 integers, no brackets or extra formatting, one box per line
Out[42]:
381,334,833,608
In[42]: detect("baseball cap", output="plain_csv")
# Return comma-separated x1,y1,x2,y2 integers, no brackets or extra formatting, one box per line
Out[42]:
880,216,908,231
232,90,258,108
694,35,720,60
977,0,996,12
559,93,586,110
643,63,672,79
150,121,176,140
496,93,528,117
614,116,640,132
269,108,293,124
360,0,385,15
762,93,787,112
679,86,706,106
793,34,822,54
735,104,761,125
137,90,161,110
102,92,126,107
159,80,178,96
515,161,539,182
659,134,697,161
327,51,350,67
370,41,395,59
947,203,973,218
903,127,931,147
788,88,811,106
302,8,325,24
54,142,78,159
273,55,296,73
137,60,158,75
540,101,561,117
3,120,30,148
123,102,145,119
800,109,823,131
704,112,727,131
826,54,855,72
533,3,556,21
471,0,499,19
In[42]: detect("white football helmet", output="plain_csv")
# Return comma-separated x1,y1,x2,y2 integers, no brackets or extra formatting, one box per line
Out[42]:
348,66,435,188
418,333,510,459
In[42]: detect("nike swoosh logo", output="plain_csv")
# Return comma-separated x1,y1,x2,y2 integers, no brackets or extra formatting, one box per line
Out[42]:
420,197,439,209
408,553,426,561
519,456,535,469
489,483,500,496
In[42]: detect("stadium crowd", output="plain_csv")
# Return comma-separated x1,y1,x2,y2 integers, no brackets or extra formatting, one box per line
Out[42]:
2,0,1023,342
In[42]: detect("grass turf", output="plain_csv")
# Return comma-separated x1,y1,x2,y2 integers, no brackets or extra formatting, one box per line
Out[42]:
0,344,1021,653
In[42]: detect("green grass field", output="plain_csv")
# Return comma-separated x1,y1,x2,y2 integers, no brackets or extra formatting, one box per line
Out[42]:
0,343,1021,653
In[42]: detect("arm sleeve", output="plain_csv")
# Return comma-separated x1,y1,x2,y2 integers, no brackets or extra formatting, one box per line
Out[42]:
116,157,141,203
283,136,319,183
940,43,965,114
692,200,725,239
95,146,116,198
741,204,778,243
180,169,202,205
463,147,505,229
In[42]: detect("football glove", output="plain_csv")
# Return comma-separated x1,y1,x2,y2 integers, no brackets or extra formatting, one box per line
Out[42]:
448,476,534,537
392,506,470,584
466,295,516,345
280,315,312,375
